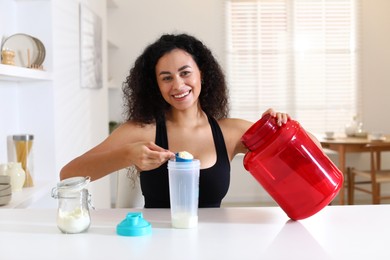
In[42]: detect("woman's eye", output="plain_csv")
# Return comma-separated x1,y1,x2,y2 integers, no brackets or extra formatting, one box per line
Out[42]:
181,71,191,77
162,76,172,81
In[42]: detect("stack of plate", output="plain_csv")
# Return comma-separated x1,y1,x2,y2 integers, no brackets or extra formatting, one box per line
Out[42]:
1,33,46,68
0,175,12,206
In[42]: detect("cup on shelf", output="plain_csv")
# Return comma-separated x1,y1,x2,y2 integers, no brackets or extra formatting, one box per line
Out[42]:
369,132,384,141
1,49,15,65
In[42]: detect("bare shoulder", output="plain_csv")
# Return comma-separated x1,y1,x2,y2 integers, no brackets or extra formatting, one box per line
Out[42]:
217,118,254,158
110,121,155,143
218,118,253,134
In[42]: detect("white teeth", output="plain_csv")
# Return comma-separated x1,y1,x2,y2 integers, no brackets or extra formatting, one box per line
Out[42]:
173,91,190,98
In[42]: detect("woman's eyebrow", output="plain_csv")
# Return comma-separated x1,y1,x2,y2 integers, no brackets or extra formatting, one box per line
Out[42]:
158,65,191,76
178,65,191,71
158,71,170,76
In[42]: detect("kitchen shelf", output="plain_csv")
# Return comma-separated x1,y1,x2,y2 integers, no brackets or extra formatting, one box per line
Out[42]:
1,179,56,209
0,64,52,81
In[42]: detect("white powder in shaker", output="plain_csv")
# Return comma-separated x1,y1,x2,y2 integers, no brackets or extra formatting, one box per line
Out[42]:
172,212,198,228
57,207,90,233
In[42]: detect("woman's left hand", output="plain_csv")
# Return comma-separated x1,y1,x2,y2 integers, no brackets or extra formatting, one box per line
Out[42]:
262,108,290,126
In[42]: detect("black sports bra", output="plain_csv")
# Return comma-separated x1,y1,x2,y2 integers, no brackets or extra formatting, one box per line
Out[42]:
140,115,230,208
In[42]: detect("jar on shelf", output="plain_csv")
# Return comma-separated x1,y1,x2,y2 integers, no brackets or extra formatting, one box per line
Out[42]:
1,49,15,65
51,177,92,234
10,134,34,187
7,162,26,192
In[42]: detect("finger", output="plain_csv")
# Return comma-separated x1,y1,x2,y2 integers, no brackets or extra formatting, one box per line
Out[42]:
276,113,283,126
146,149,175,164
275,112,289,126
145,142,168,152
262,108,276,117
146,142,175,156
136,153,171,171
282,113,290,122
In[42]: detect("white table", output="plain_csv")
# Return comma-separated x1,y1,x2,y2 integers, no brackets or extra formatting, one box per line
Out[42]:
1,205,389,259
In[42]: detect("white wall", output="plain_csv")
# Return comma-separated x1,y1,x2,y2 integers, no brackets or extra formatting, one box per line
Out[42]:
107,0,225,122
360,0,390,133
51,0,110,207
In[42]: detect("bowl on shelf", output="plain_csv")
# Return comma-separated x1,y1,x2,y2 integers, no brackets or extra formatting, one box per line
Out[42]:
0,184,12,206
0,175,10,184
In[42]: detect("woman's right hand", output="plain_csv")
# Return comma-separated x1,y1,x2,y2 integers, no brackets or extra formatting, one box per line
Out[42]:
128,141,175,171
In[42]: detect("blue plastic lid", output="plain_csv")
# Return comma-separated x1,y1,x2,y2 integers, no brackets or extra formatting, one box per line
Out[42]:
116,212,152,236
175,151,194,162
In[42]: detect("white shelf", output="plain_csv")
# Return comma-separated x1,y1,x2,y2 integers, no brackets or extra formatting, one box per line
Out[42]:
0,64,52,81
1,179,56,209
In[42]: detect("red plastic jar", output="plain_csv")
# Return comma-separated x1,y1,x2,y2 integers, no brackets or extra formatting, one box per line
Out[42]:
242,114,343,220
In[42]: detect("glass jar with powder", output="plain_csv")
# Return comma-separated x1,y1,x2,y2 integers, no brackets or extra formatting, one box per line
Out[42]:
51,177,92,234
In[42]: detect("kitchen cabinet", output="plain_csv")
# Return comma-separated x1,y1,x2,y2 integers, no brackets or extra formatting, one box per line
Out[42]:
0,0,55,201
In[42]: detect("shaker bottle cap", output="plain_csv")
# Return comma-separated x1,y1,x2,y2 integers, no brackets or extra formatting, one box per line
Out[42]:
116,212,152,236
175,151,194,162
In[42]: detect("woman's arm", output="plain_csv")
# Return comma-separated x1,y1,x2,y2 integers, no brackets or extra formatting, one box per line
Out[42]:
60,122,175,181
220,108,293,160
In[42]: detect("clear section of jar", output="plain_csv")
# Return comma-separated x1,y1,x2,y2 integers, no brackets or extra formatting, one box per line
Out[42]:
56,189,91,234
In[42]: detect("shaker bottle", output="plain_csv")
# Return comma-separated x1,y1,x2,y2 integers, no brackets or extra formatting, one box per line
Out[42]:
11,134,34,187
168,159,200,228
51,177,92,234
241,114,343,220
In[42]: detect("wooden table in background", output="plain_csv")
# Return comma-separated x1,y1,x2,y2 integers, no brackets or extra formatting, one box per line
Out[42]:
320,135,390,205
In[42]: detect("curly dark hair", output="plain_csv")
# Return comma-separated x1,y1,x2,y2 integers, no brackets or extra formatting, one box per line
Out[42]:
122,33,229,124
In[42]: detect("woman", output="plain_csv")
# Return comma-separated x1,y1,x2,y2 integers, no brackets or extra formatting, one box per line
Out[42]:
60,33,289,207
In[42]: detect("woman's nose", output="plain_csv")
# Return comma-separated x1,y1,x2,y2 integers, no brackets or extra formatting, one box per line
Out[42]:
172,76,184,89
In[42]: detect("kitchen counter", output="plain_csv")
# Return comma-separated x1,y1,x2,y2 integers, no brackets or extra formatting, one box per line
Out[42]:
1,205,389,259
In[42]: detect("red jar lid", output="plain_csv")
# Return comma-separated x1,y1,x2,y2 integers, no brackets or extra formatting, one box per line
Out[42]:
241,114,279,151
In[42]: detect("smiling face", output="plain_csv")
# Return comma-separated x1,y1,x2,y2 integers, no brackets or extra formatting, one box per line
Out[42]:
155,49,202,111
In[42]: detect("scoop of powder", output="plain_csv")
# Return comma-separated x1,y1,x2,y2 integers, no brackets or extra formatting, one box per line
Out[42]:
176,151,194,161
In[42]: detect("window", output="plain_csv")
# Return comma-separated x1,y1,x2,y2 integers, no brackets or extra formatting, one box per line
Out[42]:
226,0,361,134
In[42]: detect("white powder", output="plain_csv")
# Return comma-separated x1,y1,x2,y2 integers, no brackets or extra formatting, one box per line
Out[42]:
177,151,194,160
57,207,90,234
172,213,198,228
